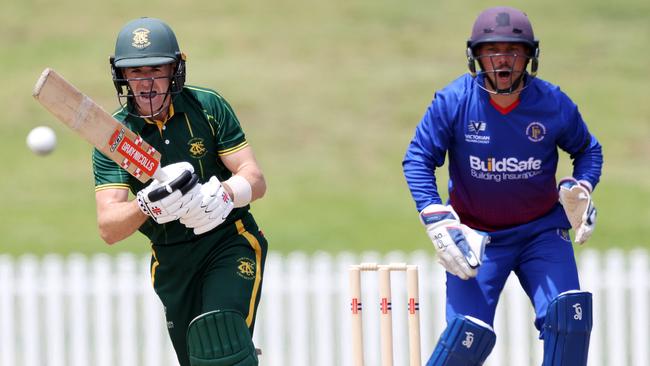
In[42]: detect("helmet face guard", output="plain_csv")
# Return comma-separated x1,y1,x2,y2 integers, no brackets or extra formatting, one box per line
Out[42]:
467,47,539,95
110,17,186,118
466,7,539,95
110,54,186,118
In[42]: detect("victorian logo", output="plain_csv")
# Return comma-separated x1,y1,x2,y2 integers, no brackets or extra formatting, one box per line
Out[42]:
465,120,490,144
236,258,256,280
468,121,486,134
188,138,207,159
132,28,151,49
526,122,546,142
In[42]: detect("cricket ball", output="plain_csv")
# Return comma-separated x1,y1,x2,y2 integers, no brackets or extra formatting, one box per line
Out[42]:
27,126,57,155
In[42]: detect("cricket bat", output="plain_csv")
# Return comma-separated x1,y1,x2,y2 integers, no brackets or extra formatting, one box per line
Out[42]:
32,68,167,183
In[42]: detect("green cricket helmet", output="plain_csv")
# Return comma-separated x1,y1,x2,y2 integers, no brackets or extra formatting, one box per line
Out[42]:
113,17,180,67
110,17,186,116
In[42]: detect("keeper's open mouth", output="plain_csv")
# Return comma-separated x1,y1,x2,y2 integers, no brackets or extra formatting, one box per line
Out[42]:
497,71,511,78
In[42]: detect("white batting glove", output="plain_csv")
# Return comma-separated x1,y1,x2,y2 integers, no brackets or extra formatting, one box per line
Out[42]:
420,204,490,280
558,177,597,245
180,176,234,235
136,162,202,224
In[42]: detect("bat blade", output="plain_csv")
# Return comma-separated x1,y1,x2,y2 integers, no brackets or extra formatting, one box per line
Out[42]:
32,68,164,183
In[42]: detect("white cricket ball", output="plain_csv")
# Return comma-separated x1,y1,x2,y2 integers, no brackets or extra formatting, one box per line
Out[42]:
26,126,57,155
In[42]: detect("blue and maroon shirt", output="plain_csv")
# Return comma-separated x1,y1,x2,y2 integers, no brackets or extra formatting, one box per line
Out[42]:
403,74,603,231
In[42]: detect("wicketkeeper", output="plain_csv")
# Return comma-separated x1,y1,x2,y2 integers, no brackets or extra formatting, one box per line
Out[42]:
403,7,603,366
93,17,267,366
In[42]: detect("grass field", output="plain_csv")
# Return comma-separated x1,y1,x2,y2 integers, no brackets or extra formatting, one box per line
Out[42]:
1,0,648,255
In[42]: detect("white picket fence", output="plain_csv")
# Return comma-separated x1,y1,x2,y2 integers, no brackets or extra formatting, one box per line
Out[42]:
0,249,647,366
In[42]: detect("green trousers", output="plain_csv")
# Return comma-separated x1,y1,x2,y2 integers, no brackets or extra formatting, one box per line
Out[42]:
150,213,268,366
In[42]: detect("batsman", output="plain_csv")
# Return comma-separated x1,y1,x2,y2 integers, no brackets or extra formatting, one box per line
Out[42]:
403,7,603,366
93,17,267,365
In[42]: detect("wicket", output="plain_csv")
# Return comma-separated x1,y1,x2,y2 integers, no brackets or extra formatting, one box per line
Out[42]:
349,263,421,366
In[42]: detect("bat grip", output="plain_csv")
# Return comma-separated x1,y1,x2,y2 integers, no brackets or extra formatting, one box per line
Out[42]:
147,170,194,202
152,166,169,182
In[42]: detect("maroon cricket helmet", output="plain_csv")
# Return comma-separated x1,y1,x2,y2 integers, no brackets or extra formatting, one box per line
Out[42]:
467,7,539,52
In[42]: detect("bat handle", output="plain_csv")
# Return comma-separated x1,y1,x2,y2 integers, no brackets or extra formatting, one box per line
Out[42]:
152,166,169,182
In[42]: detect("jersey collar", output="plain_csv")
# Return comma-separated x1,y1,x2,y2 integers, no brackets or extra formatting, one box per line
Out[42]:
124,90,189,134
489,97,520,115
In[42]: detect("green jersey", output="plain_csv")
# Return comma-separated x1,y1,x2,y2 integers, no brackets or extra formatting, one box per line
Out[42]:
93,86,250,245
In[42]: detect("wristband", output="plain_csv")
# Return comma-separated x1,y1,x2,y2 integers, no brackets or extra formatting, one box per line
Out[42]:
578,180,593,193
224,175,252,208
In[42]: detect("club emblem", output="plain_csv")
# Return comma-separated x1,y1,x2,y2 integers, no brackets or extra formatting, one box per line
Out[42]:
526,122,546,142
237,258,256,280
132,28,151,49
188,138,207,158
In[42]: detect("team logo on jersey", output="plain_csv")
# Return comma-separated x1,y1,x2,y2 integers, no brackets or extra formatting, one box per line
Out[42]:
526,122,546,142
236,257,256,280
131,28,151,49
465,120,490,144
188,138,207,159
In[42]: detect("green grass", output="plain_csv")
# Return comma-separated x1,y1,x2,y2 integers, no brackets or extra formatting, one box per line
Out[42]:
2,0,648,255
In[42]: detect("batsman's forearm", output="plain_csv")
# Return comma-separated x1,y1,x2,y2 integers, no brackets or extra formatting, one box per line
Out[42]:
247,170,267,202
227,165,267,203
96,200,148,244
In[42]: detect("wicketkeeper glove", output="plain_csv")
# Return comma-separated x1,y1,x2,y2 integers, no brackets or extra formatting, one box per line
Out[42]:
558,177,597,245
420,204,490,280
180,176,234,235
136,162,202,224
